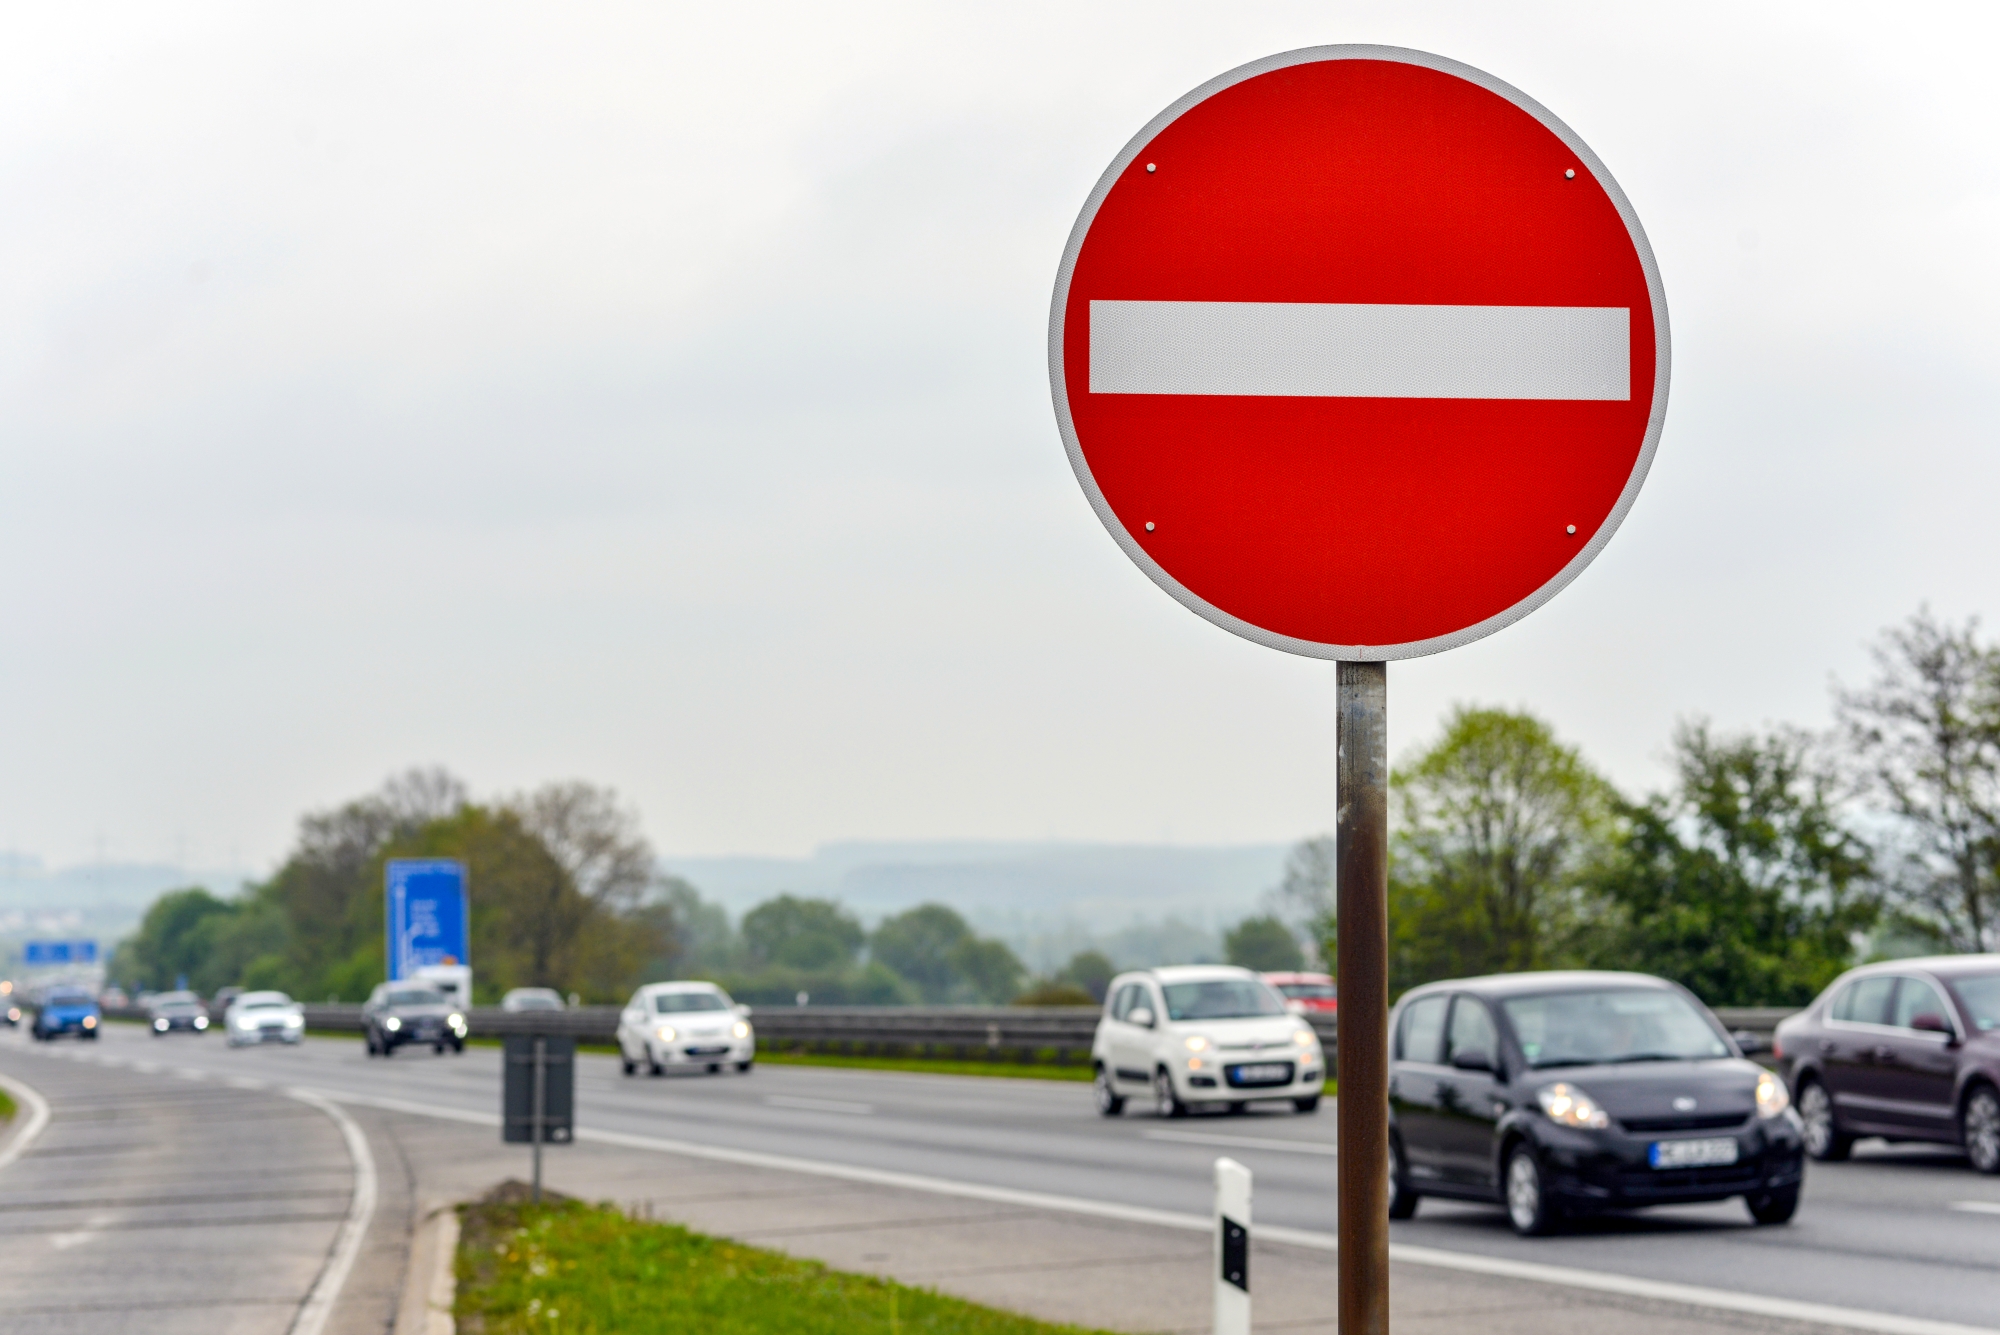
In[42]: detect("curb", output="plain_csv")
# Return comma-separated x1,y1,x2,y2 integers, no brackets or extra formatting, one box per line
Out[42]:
0,1071,53,1172
394,1201,459,1335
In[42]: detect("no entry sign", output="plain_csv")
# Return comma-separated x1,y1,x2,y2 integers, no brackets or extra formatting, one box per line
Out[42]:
1050,46,1668,658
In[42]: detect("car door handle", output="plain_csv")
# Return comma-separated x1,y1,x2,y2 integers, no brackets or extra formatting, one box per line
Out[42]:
1872,1045,1894,1062
1819,1039,1836,1054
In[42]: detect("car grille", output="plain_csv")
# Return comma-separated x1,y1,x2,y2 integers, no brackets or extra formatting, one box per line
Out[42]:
1612,1162,1761,1193
1225,1061,1296,1089
1619,1112,1750,1133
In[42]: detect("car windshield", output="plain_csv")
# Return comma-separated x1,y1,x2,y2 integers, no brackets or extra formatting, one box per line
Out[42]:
510,995,562,1010
1502,988,1729,1068
387,990,445,1007
1276,983,1337,1000
48,990,93,1004
1162,979,1287,1021
1951,973,2000,1033
241,996,291,1010
654,992,728,1014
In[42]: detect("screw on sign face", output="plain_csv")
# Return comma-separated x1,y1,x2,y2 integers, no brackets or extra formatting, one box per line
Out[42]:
1049,46,1668,659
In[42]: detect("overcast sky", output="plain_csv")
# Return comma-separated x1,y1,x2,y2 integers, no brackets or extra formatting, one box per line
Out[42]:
2,3,1996,873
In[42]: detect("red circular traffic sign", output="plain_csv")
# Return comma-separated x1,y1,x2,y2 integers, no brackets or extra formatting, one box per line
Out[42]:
1050,46,1668,659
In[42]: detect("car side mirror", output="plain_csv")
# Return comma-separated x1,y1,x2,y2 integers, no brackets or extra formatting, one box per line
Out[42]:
1450,1047,1493,1073
735,1003,752,1017
1731,1028,1766,1055
1128,1006,1155,1029
1911,1013,1952,1036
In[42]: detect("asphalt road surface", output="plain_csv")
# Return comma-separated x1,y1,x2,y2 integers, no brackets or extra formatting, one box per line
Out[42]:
11,1023,2000,1331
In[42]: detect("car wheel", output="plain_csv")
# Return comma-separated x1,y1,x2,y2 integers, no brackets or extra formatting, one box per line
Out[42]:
1798,1079,1852,1161
382,1041,395,1058
1153,1068,1187,1119
453,1040,464,1054
1504,1143,1558,1236
648,1050,665,1076
1388,1136,1420,1220
737,1060,754,1073
1746,1185,1800,1225
1963,1085,2000,1175
621,1055,637,1076
1293,1096,1321,1114
1093,1066,1126,1117
433,1042,445,1055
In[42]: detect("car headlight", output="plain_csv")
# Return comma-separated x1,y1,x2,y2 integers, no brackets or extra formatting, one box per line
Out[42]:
1183,1035,1210,1052
1755,1069,1790,1119
448,1013,466,1030
285,1013,304,1027
193,1016,207,1029
1537,1082,1610,1130
83,1015,98,1028
385,1016,402,1031
1293,1028,1317,1047
656,1025,677,1042
154,1018,168,1030
733,1021,751,1039
235,1016,257,1029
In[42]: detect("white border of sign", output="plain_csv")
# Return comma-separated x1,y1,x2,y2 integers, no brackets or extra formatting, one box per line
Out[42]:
1048,45,1671,661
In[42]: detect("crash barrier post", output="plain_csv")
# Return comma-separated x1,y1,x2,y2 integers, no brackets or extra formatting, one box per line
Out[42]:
503,1034,575,1202
1215,1156,1250,1335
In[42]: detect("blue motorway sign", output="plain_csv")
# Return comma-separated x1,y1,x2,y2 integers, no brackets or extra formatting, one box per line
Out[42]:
385,859,469,981
23,940,98,966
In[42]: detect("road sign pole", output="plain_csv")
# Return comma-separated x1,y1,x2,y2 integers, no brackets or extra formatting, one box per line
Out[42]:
1336,661,1389,1335
531,1036,546,1205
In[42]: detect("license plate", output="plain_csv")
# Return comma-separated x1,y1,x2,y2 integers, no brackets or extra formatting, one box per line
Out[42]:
1232,1063,1290,1084
1649,1137,1739,1169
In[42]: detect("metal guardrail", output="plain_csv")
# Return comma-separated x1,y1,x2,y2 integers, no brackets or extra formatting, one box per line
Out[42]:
101,1000,1795,1067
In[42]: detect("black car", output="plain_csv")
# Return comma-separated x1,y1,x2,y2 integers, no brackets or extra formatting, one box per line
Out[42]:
147,991,210,1036
1388,970,1803,1235
1773,954,2000,1174
362,982,467,1056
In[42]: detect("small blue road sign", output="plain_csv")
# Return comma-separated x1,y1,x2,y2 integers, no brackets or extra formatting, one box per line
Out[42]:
386,859,469,982
23,940,98,966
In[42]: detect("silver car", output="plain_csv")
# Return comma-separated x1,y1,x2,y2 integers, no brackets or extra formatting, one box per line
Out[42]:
224,991,306,1047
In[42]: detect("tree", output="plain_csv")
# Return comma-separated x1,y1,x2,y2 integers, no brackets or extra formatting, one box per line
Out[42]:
948,936,1027,1004
1387,707,1617,994
1274,835,1337,940
870,904,974,1002
741,896,865,971
109,887,236,992
1055,949,1116,1002
1837,611,2000,952
1224,915,1304,971
1585,722,1876,1005
510,782,657,914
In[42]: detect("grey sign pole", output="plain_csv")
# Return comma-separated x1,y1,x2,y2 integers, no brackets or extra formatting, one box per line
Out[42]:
531,1036,546,1204
1336,661,1389,1335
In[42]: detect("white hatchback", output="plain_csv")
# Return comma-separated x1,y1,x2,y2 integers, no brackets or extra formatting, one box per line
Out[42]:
224,991,305,1047
1092,965,1326,1117
616,981,755,1076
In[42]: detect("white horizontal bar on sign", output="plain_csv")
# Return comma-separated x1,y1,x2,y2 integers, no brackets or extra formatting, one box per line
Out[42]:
1088,300,1630,401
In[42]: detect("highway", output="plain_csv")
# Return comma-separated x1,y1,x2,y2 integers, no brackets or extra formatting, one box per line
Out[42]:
9,1023,2000,1333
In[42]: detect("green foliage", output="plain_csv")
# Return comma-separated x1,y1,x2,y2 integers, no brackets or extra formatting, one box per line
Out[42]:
1010,980,1098,1006
1582,722,1877,1005
0,1086,16,1122
870,904,976,1001
455,1194,1113,1334
1384,707,1617,995
108,887,243,993
1052,950,1115,1003
742,896,865,971
1223,915,1304,972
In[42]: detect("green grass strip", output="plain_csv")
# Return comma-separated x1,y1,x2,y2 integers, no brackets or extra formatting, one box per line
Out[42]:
455,1193,1112,1335
0,1087,16,1122
752,1050,1094,1081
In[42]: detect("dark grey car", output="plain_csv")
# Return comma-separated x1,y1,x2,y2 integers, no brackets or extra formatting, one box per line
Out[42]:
362,983,467,1056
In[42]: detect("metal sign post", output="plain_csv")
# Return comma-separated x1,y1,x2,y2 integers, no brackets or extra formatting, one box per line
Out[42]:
1337,663,1389,1335
503,1034,574,1203
1048,44,1669,1333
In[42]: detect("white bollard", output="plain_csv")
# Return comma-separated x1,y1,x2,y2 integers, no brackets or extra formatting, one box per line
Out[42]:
1214,1156,1251,1335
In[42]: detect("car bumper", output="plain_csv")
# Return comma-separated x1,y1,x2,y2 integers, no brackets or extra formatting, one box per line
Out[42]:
1535,1112,1805,1208
1179,1057,1325,1099
229,1026,304,1044
648,1039,755,1066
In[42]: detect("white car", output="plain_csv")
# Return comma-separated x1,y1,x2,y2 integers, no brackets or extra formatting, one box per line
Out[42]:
1092,965,1326,1117
224,991,306,1047
616,981,755,1076
501,987,566,1013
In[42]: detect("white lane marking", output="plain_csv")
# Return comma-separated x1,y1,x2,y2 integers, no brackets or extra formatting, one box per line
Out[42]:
283,1087,378,1335
1089,300,1631,400
765,1095,875,1116
1950,1201,2000,1216
1142,1128,1337,1157
304,1086,1999,1335
50,1210,116,1250
0,1072,53,1171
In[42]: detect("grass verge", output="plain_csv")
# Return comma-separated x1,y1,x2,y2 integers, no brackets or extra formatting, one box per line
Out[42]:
753,1050,1094,1081
456,1186,1111,1334
0,1087,15,1122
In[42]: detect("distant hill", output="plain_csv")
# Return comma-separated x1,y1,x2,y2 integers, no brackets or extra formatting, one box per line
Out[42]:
661,840,1294,973
0,856,254,967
